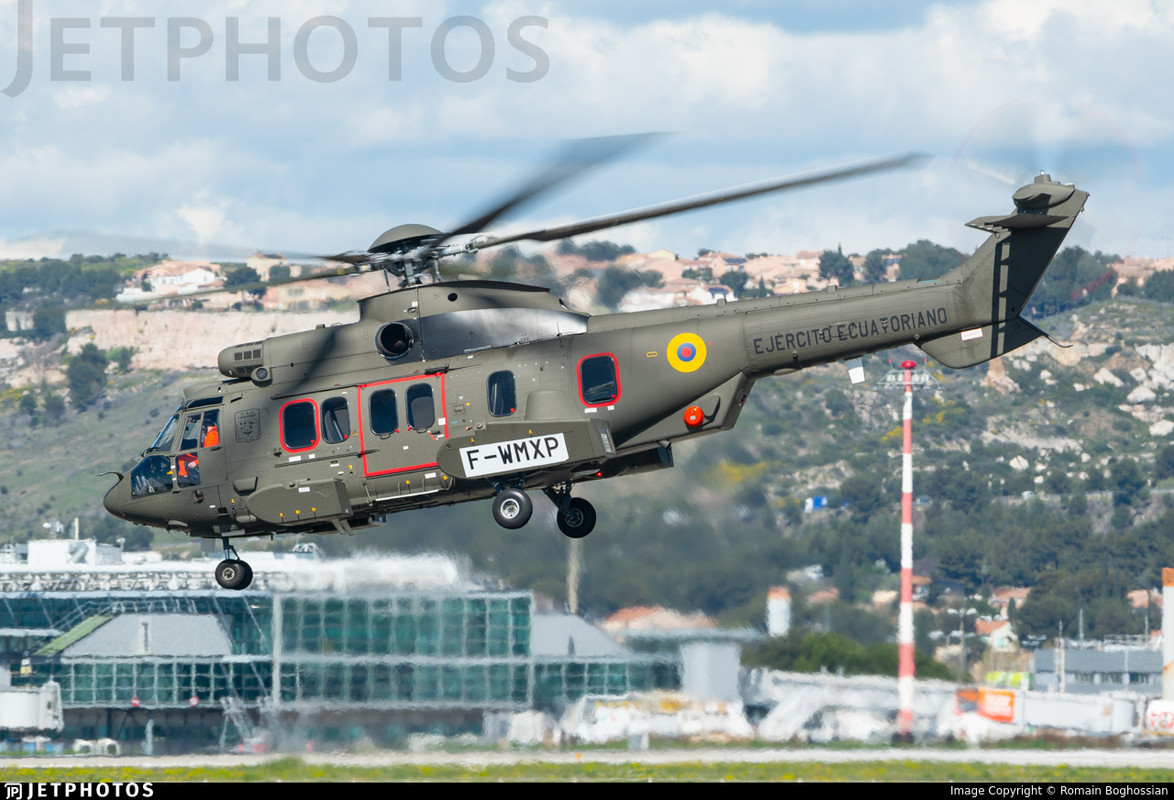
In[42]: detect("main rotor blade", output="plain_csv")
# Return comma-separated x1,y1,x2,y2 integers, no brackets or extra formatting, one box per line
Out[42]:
434,133,661,246
470,153,927,250
135,263,367,302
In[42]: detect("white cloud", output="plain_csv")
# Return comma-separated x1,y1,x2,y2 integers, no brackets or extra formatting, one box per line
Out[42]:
52,85,111,109
176,194,229,242
0,1,1171,259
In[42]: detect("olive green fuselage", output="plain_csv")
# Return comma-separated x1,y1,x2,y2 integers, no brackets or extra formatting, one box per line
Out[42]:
99,273,973,539
102,173,1088,544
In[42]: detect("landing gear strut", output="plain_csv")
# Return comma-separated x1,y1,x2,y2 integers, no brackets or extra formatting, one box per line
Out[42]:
544,484,597,539
491,487,533,529
215,538,253,590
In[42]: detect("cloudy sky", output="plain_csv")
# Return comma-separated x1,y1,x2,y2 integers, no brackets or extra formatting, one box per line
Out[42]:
0,0,1168,263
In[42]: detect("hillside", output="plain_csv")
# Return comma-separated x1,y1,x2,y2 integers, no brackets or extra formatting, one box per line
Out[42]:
1,296,1173,642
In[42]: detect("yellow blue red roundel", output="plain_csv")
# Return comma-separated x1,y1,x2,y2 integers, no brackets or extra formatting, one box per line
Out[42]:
667,333,707,373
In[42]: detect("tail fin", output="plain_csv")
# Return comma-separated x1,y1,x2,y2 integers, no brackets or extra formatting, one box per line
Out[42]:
918,173,1088,368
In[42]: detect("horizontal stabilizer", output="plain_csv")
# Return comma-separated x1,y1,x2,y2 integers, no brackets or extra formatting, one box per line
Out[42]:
916,317,1047,369
966,212,1066,232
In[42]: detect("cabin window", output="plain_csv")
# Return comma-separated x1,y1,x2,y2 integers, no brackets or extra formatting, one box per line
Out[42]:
369,389,399,435
487,371,516,417
578,354,620,406
406,384,435,430
281,400,318,451
321,397,351,444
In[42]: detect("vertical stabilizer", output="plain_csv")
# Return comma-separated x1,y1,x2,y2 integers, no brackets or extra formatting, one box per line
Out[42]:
917,174,1087,368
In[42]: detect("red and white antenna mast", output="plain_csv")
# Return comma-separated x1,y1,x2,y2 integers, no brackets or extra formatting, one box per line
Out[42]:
878,357,936,741
897,359,917,740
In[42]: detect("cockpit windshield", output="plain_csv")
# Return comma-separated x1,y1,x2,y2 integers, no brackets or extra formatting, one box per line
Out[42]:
131,405,222,499
147,412,180,453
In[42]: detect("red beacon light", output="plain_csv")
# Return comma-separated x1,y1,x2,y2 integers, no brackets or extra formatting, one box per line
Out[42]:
901,360,917,370
683,405,705,427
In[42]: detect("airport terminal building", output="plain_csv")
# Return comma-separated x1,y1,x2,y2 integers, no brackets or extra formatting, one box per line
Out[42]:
0,541,683,753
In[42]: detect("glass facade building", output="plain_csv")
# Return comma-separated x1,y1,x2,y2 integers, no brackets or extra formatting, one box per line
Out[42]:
1,583,680,750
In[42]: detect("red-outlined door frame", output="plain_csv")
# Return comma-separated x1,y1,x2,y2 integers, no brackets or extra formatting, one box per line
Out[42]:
356,374,448,477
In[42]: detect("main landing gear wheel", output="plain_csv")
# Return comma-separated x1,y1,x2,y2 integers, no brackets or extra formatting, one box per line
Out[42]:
215,559,252,590
556,497,596,539
492,488,533,529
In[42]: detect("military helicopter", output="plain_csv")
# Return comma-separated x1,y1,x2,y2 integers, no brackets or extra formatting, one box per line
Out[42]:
100,140,1087,590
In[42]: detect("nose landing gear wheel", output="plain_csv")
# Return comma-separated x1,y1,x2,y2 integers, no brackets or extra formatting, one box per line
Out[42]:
492,488,533,529
556,497,596,538
215,559,253,590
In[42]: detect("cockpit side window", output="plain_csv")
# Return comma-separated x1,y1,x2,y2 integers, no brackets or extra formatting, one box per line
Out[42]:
281,400,319,452
201,410,220,447
179,414,202,451
173,410,221,452
130,455,173,498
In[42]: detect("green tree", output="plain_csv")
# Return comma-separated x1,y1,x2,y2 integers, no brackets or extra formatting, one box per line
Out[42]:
935,533,986,593
682,266,714,282
818,246,853,286
862,248,891,283
31,304,66,339
18,391,37,423
1110,458,1146,507
1043,470,1072,495
1116,278,1141,297
839,472,884,522
595,266,662,310
90,514,154,551
1030,247,1119,315
941,470,992,514
897,240,962,281
223,266,264,298
743,630,951,679
67,343,109,410
42,385,65,422
581,240,635,262
1156,445,1174,481
1014,590,1076,638
108,346,134,373
719,270,749,299
1143,270,1174,303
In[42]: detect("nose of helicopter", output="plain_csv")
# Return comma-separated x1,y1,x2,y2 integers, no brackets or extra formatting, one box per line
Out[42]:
103,471,171,529
102,473,130,519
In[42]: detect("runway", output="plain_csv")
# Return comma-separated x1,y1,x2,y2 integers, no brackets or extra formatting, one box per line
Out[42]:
4,746,1173,771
